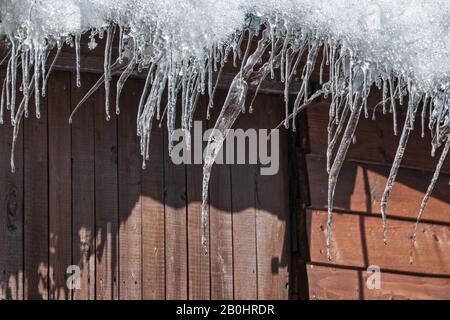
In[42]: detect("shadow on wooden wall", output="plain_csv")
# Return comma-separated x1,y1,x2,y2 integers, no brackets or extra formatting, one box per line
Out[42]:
0,70,291,300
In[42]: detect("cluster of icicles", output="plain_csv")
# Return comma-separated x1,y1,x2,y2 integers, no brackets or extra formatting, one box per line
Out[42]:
1,18,449,261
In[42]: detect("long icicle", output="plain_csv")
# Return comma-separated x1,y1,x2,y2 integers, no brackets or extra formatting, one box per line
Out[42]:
327,94,362,260
412,137,450,243
380,99,415,244
201,29,270,254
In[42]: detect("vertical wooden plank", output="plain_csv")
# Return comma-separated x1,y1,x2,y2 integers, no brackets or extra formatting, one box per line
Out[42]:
0,71,24,300
24,88,49,300
187,101,210,300
164,115,187,300
209,92,233,300
95,84,119,300
118,79,142,299
142,119,165,300
48,71,72,300
231,112,258,300
254,96,290,299
71,73,96,300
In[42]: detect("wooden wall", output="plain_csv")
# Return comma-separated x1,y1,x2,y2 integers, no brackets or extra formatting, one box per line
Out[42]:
0,70,290,300
303,101,450,300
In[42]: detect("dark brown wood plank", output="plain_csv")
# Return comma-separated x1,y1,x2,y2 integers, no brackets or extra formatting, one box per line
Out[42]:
24,88,49,300
307,264,450,300
71,73,96,300
307,102,450,173
0,70,24,300
118,79,142,300
95,84,119,300
142,122,165,300
164,118,188,300
186,101,210,300
231,111,258,300
306,155,450,223
307,209,450,276
48,71,72,300
208,92,233,300
254,95,290,300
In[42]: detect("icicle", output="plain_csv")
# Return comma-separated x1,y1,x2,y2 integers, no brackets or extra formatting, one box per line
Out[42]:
75,34,81,87
269,22,276,79
388,75,398,135
207,63,223,120
284,48,291,128
118,25,124,64
115,56,136,115
380,103,416,244
202,30,270,254
202,78,248,254
104,25,115,121
21,50,30,118
9,37,18,125
412,137,450,243
34,48,41,119
382,78,387,114
280,28,290,83
69,60,121,124
43,44,61,99
327,95,362,260
0,78,6,124
5,56,11,111
421,95,428,138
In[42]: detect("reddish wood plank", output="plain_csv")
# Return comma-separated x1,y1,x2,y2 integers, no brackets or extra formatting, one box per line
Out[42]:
95,84,119,300
306,155,450,223
254,95,290,300
164,119,188,300
71,73,96,300
0,70,24,299
307,102,450,173
48,71,72,300
118,79,142,300
307,209,450,276
307,264,450,300
186,102,210,300
24,89,49,300
141,119,165,299
231,111,258,300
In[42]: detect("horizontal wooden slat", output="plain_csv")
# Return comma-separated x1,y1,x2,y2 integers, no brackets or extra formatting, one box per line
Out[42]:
306,155,450,223
307,103,450,173
307,209,450,276
307,264,450,300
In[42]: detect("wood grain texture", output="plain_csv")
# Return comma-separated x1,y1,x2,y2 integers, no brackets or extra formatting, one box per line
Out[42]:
307,264,450,300
48,71,72,300
0,70,24,300
307,103,450,173
254,95,290,300
118,79,142,299
71,73,96,300
94,84,119,300
231,111,258,300
187,104,210,300
24,87,49,300
164,118,188,300
307,209,450,276
141,125,165,300
306,155,450,223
